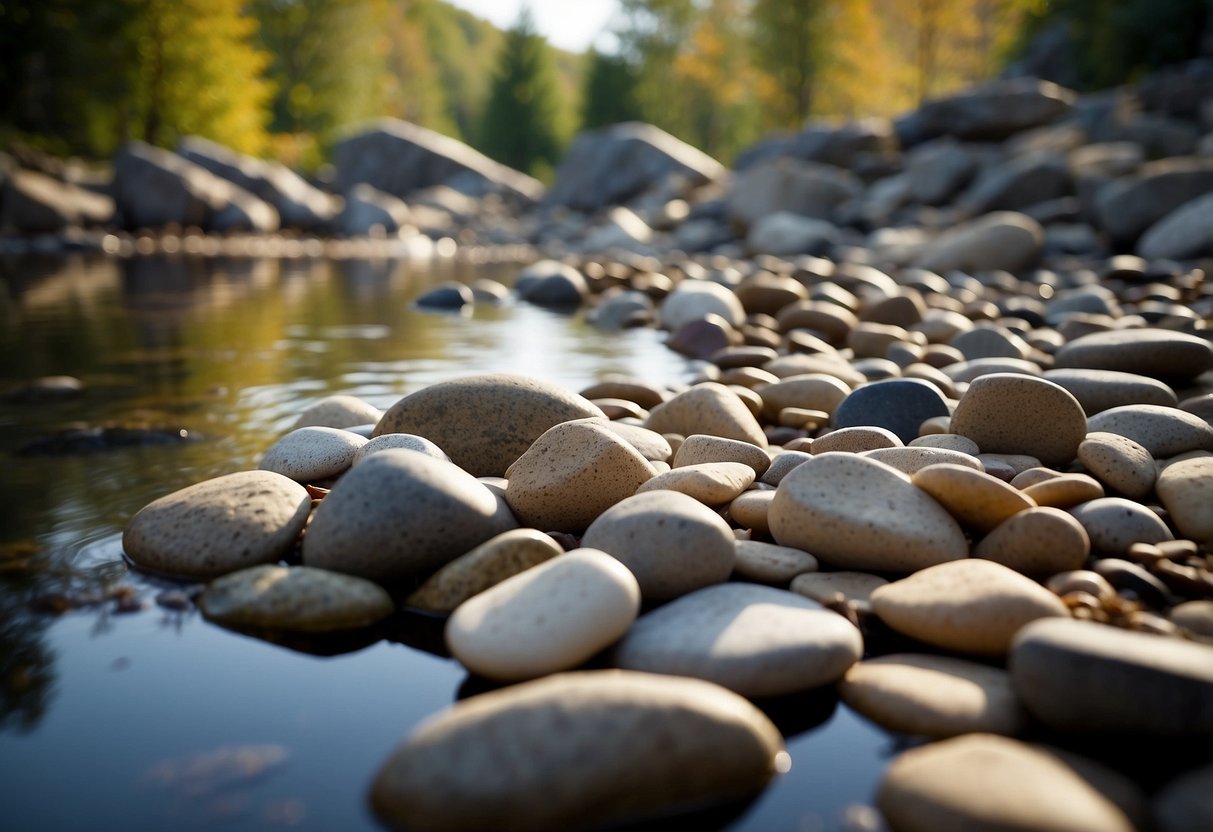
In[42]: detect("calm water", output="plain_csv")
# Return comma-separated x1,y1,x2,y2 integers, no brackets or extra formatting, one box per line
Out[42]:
0,252,893,832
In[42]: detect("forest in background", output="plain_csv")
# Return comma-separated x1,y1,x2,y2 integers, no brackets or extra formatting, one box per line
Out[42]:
0,0,1209,179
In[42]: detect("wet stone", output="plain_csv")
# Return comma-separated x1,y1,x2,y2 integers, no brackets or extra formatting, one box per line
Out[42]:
199,564,394,632
406,529,564,614
830,378,951,444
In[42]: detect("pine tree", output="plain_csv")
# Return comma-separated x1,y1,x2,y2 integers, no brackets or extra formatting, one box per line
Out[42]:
580,49,642,130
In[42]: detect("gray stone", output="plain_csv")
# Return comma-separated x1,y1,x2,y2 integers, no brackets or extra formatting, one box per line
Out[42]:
199,564,394,632
831,378,951,444
335,183,411,236
1042,369,1178,415
1053,329,1213,382
515,260,588,308
907,78,1077,142
1086,405,1213,457
906,139,978,205
1138,191,1213,260
1,168,113,232
957,151,1073,214
415,282,474,310
727,157,862,228
1153,762,1213,832
1094,157,1213,246
745,211,839,256
914,211,1044,273
259,426,367,482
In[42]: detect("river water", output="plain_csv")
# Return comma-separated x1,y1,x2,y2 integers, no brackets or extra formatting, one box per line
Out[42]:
0,252,892,831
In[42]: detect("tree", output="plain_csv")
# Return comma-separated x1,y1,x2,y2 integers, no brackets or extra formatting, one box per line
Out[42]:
477,7,567,176
580,49,643,129
750,0,824,127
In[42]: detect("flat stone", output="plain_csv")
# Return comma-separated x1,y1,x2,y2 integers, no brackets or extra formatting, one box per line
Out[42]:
839,654,1027,738
599,421,672,462
582,490,735,602
580,378,666,410
1153,762,1213,832
614,583,863,697
1068,497,1174,556
124,470,311,580
865,446,983,476
1043,369,1178,415
770,453,968,572
728,490,775,536
1172,600,1213,640
760,450,813,485
445,549,640,682
950,325,1031,361
811,426,903,455
756,374,852,420
975,507,1091,576
645,382,767,447
914,211,1044,273
406,529,564,614
199,564,394,632
659,279,746,330
373,374,604,477
912,463,1036,533
353,433,449,465
505,419,655,533
907,434,980,455
636,461,755,505
369,670,786,832
258,426,367,482
1087,404,1213,459
1078,432,1156,498
871,559,1068,656
950,373,1088,467
790,571,888,608
302,450,516,584
1156,456,1213,542
830,379,951,443
293,394,383,430
1053,329,1213,382
673,434,771,476
733,540,818,584
1010,617,1213,736
1021,473,1105,508
877,734,1136,832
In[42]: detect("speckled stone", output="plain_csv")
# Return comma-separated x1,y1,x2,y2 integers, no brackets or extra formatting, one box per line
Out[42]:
759,450,812,485
877,734,1136,832
733,540,818,584
950,325,1031,361
302,449,517,584
580,378,666,410
1053,328,1213,381
756,374,852,420
199,564,394,632
1068,497,1174,556
445,549,640,682
976,453,1042,477
839,654,1027,738
950,373,1088,467
1042,369,1178,415
645,382,767,447
975,507,1091,576
373,374,604,477
1077,432,1156,498
728,489,775,536
353,433,449,465
1156,456,1213,542
673,434,771,476
1153,762,1213,832
790,571,888,608
369,670,786,832
811,426,903,454
292,394,383,430
1086,405,1213,458
907,434,981,455
258,426,367,482
505,419,655,533
1010,617,1213,736
1021,473,1105,508
599,421,673,462
406,529,564,614
871,559,1068,656
637,461,755,505
912,463,1035,532
770,453,968,572
124,470,311,580
865,446,984,476
614,583,863,697
830,378,951,444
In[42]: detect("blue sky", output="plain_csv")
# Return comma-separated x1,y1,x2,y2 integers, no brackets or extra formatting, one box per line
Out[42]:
445,0,621,52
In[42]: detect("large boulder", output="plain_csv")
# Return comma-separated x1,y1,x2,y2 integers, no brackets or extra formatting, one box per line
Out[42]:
545,122,726,213
727,157,861,229
1094,158,1213,246
736,117,897,172
335,184,411,237
178,136,337,230
333,118,543,203
956,151,1073,215
112,141,279,232
0,169,113,233
898,78,1077,145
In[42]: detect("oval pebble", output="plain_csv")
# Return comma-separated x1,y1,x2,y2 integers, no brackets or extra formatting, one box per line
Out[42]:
865,446,983,476
1068,497,1174,556
759,450,812,486
1052,328,1213,381
975,506,1091,576
733,540,818,584
672,434,771,476
405,529,564,614
1077,432,1157,498
199,564,394,632
1086,404,1213,458
293,394,383,430
912,463,1036,533
950,373,1088,467
258,426,367,482
1043,368,1178,415
636,461,755,505
1021,473,1105,508
353,433,449,465
729,489,775,536
830,378,951,444
1156,456,1213,542
811,426,903,454
757,374,852,420
645,382,766,447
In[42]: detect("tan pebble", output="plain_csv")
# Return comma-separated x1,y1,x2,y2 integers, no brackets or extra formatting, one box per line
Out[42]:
778,407,830,428
580,378,666,410
637,461,755,505
600,420,673,462
729,385,764,419
1045,570,1116,603
673,434,772,476
908,434,980,455
733,540,818,584
1010,467,1064,489
1171,600,1213,640
782,436,814,452
718,366,780,389
812,426,903,454
1156,456,1213,542
1068,497,1174,556
406,529,564,614
592,398,649,420
645,382,767,446
200,565,394,632
1077,432,1157,498
918,415,952,435
866,446,983,476
756,373,852,420
912,463,1036,533
975,507,1091,576
729,490,774,536
951,373,1087,467
1022,473,1105,508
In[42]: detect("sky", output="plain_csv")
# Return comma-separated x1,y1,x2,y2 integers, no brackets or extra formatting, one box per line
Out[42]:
444,0,621,53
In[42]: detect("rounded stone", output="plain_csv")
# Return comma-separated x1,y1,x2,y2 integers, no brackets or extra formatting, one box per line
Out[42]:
504,419,655,533
728,489,775,536
515,260,589,308
830,378,951,444
760,450,813,486
445,548,641,682
373,374,604,477
405,529,564,614
672,434,771,476
756,374,852,420
907,434,980,455
415,281,474,310
645,382,767,447
1154,762,1213,832
790,571,888,608
1068,497,1174,556
811,426,903,454
302,449,517,584
353,432,449,465
839,654,1027,738
123,470,311,580
1156,456,1213,542
1077,432,1156,498
871,559,1069,656
636,461,755,505
369,670,786,832
733,540,818,584
659,279,746,330
912,463,1036,533
865,446,983,476
1021,473,1105,508
292,394,383,430
1043,368,1178,415
258,426,367,482
614,583,863,697
1086,404,1213,458
599,421,672,462
950,373,1088,467
1172,600,1213,640
582,490,736,602
770,453,968,572
975,507,1091,576
1010,617,1213,736
1053,328,1213,381
199,564,394,632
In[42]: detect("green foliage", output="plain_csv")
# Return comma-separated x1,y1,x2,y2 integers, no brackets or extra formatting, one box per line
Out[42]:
581,49,643,128
750,0,823,127
411,0,506,141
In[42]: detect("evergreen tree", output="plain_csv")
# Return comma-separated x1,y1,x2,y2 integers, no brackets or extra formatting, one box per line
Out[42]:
750,0,824,127
580,49,643,129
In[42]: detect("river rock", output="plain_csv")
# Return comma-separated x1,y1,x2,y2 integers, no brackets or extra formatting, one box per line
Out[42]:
505,419,654,532
406,529,564,613
950,373,1088,467
811,426,903,454
746,211,840,256
645,382,767,447
911,463,1035,533
673,434,771,476
839,654,1027,738
582,490,735,601
614,583,862,697
907,78,1077,142
258,426,367,482
374,374,604,477
445,548,640,681
302,449,516,583
1093,157,1213,245
515,260,589,308
830,378,951,443
1068,497,1174,555
599,421,673,462
1077,432,1156,498
729,490,775,536
877,734,1136,832
637,461,755,505
1053,329,1213,382
790,571,888,608
1156,456,1213,542
1086,405,1213,458
727,157,861,227
1021,473,1105,508
1138,190,1213,260
770,453,968,572
1042,368,1178,415
123,470,311,580
975,507,1090,576
864,446,983,476
415,282,474,310
199,564,394,632
353,433,449,465
760,450,812,486
914,211,1044,273
1010,617,1213,736
293,394,383,430
336,183,411,235
1153,762,1213,832
369,670,785,832
757,375,852,422
659,279,746,330
1,168,113,232
871,559,1068,655
733,540,818,584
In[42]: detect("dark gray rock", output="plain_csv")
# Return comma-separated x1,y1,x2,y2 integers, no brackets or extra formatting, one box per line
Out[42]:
727,157,861,229
898,78,1077,144
1,169,113,232
957,152,1073,214
335,184,411,236
515,260,589,308
831,378,951,444
1138,191,1213,260
906,138,979,205
415,282,474,310
1094,157,1213,246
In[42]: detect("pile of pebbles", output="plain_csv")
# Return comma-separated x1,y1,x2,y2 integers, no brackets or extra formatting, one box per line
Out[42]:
121,247,1213,830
